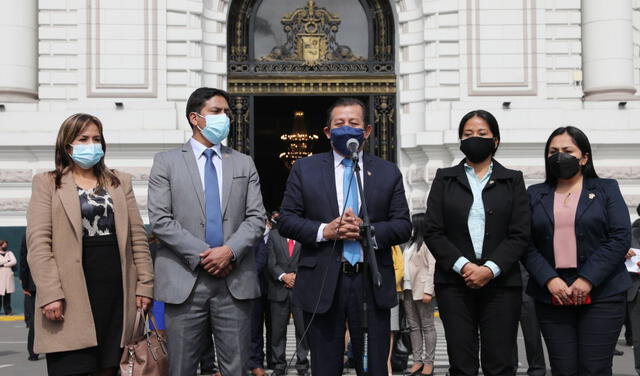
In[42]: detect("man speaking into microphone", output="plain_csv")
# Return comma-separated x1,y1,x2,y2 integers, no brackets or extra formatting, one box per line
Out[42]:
278,97,411,376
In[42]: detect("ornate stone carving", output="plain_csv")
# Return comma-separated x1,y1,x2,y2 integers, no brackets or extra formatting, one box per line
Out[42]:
374,95,396,161
258,0,365,67
229,96,250,154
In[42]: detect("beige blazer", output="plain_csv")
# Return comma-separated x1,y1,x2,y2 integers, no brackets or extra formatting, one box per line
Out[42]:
405,242,436,301
26,170,154,354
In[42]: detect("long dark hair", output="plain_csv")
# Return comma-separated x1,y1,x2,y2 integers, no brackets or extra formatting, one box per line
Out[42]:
52,113,120,189
410,213,426,250
543,126,599,186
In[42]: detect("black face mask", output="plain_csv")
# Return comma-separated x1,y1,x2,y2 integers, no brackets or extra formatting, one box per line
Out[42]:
547,152,581,179
460,137,495,163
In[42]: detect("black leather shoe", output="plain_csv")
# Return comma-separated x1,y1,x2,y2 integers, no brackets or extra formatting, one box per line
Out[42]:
28,354,39,361
614,348,624,356
405,363,424,376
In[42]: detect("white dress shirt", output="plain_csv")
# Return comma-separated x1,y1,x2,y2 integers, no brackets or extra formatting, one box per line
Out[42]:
316,150,365,242
190,138,223,207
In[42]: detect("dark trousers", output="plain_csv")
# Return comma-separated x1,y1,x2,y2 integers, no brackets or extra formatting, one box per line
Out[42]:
25,292,37,357
535,293,625,376
628,291,640,376
303,270,390,376
1,293,12,314
512,292,546,376
269,293,309,373
436,284,521,376
247,293,271,370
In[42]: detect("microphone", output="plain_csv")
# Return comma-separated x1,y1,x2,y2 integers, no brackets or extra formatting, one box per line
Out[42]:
347,138,359,161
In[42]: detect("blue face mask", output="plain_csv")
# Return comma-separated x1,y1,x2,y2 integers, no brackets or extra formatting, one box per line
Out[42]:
195,113,230,145
69,143,104,169
329,126,365,157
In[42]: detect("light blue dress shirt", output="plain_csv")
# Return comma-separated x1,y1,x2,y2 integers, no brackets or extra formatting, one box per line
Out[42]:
452,163,501,278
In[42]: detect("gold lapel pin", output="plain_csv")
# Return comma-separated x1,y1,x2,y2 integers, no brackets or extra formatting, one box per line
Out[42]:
588,193,596,200
367,171,372,176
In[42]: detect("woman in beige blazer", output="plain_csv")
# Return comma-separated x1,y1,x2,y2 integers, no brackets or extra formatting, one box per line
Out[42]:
402,213,437,376
27,113,154,376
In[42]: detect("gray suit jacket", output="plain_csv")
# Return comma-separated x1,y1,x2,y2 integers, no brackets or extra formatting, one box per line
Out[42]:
148,141,266,304
266,229,301,302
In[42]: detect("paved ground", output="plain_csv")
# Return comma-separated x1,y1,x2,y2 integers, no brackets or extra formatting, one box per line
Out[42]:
0,315,637,375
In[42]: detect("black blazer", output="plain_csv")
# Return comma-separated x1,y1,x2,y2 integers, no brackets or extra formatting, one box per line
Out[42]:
525,178,631,303
19,233,36,294
425,159,531,287
278,152,412,314
266,229,302,302
629,220,640,302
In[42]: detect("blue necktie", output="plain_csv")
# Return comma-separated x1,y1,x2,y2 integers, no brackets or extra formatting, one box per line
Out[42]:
341,158,361,265
203,149,223,247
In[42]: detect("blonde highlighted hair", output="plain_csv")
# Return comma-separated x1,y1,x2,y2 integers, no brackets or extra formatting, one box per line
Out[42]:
52,113,120,189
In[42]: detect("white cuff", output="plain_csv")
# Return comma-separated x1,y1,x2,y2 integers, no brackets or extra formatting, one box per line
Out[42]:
316,223,328,243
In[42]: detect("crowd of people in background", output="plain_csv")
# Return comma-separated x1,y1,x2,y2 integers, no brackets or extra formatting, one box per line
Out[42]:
4,86,636,376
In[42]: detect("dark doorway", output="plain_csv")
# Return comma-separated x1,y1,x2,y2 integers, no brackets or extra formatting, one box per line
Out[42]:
254,95,367,213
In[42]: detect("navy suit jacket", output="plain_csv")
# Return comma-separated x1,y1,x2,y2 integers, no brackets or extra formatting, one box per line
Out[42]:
278,151,412,314
524,178,632,303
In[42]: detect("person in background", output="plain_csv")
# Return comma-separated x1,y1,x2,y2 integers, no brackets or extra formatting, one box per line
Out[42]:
425,109,530,376
266,210,309,376
26,113,154,376
511,264,546,376
19,233,39,361
0,239,16,315
387,243,404,376
403,213,436,376
247,211,274,376
626,203,640,375
524,126,631,375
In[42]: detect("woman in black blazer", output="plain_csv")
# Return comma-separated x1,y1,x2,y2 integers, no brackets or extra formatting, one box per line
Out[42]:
425,110,530,376
524,126,631,375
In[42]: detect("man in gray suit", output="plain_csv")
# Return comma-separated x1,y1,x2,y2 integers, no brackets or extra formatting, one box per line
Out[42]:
148,87,266,376
266,228,309,376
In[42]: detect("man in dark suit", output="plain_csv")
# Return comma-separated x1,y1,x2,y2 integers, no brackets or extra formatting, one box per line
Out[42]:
278,97,412,376
247,213,274,376
19,233,38,361
512,264,546,376
266,226,309,376
627,203,640,376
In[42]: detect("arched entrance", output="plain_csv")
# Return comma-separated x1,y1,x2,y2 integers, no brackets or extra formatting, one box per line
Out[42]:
227,0,396,211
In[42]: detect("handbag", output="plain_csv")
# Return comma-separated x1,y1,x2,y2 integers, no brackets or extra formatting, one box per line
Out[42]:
391,302,412,372
119,309,169,376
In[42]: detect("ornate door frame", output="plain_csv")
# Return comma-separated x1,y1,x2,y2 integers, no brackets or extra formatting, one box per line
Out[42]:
227,0,397,161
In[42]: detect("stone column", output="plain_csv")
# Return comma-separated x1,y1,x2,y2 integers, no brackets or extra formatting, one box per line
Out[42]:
581,0,636,100
0,1,38,102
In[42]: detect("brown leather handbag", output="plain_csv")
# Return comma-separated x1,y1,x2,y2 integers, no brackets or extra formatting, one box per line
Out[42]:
119,309,169,376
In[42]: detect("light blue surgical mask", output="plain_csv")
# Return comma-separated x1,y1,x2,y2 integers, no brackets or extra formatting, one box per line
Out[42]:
69,143,104,169
195,113,230,145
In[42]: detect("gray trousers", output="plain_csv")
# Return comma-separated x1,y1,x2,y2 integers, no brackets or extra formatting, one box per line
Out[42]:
165,270,251,376
403,290,437,365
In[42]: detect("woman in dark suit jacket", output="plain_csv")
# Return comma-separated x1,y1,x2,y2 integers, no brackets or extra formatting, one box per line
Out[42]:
524,126,631,375
425,110,530,376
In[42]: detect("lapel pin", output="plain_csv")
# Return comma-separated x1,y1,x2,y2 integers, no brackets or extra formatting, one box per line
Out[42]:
588,193,596,200
489,180,495,185
367,171,372,176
